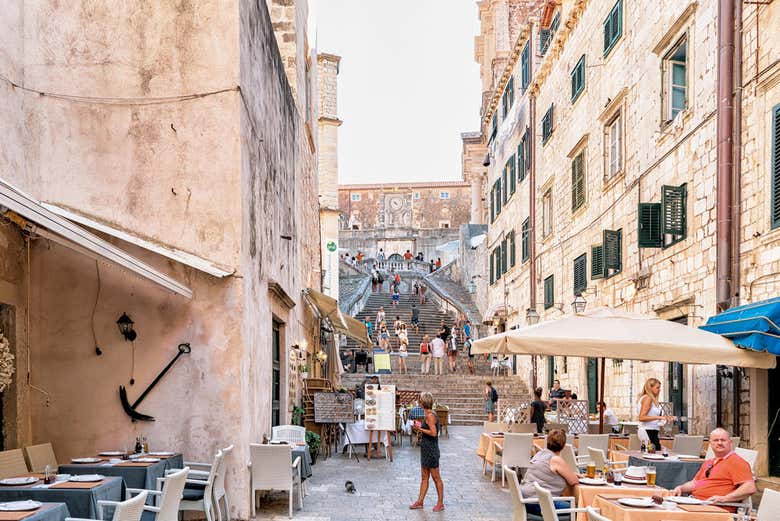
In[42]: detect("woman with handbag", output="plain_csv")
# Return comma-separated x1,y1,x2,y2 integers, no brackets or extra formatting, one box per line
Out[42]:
409,392,445,512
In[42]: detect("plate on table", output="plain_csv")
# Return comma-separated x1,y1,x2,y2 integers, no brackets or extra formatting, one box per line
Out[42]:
269,441,289,445
134,458,160,463
579,477,607,486
71,457,102,464
618,497,654,508
490,432,505,437
68,474,104,482
622,477,647,485
149,452,176,456
0,501,42,511
642,453,666,460
98,451,124,456
0,477,38,486
676,454,701,459
666,496,704,505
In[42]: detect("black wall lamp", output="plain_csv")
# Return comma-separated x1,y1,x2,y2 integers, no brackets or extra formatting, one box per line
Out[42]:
117,313,137,342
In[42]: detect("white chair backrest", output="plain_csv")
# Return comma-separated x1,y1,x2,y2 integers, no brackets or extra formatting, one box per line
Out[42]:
560,444,578,474
272,426,305,444
503,433,534,469
627,434,641,451
157,467,188,521
578,434,610,454
588,447,607,468
735,447,758,473
111,490,149,521
0,449,29,479
758,488,780,521
213,445,233,501
534,482,560,521
510,423,537,434
672,435,704,455
586,506,611,521
483,421,508,433
503,466,528,521
249,444,293,489
705,437,741,460
25,443,57,473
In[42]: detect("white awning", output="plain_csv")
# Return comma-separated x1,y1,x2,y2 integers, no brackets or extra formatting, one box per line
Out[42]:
0,179,193,299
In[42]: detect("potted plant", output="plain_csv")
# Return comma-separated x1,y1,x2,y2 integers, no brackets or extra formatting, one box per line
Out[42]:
292,405,305,427
298,364,310,379
305,430,322,464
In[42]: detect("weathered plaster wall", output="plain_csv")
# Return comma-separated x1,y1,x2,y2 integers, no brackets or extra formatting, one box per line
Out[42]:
0,0,25,182
9,0,242,271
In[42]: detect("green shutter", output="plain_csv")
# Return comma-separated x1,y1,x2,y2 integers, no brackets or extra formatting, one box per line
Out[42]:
573,254,587,296
773,104,780,229
604,0,622,56
571,55,585,102
638,202,663,247
544,275,554,309
522,218,530,262
521,42,530,90
572,152,585,211
539,29,550,55
518,140,525,182
509,231,516,267
490,249,495,284
509,155,516,195
490,185,495,223
501,237,508,275
603,229,622,278
542,105,554,144
662,184,687,243
502,168,508,204
591,245,604,279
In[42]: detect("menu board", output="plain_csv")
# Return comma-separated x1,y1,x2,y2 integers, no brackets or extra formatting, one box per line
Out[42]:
313,392,355,424
364,383,395,431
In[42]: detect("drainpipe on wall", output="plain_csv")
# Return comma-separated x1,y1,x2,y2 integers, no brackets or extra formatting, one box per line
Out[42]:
528,23,538,390
715,0,735,428
731,0,743,439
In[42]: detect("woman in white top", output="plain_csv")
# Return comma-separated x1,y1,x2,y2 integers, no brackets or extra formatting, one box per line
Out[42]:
637,377,675,451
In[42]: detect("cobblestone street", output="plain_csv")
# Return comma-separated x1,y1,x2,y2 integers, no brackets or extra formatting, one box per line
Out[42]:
254,426,513,520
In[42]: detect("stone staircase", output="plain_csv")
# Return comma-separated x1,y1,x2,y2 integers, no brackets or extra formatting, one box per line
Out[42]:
341,372,531,426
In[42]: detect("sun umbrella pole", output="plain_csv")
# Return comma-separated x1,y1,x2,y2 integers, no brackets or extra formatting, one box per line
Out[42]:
599,357,606,434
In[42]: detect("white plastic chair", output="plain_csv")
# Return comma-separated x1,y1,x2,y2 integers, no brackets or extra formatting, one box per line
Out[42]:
65,490,148,521
25,443,58,473
510,423,538,434
483,421,509,433
672,435,704,455
169,449,224,521
249,443,303,519
0,449,29,478
585,506,611,521
272,426,306,444
110,467,187,521
494,433,533,486
503,466,541,521
560,445,579,474
613,434,640,451
756,488,780,521
587,448,626,471
705,437,741,460
534,482,588,521
576,435,610,464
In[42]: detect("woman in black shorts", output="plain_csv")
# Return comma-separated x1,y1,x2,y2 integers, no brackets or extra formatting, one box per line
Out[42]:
409,392,445,512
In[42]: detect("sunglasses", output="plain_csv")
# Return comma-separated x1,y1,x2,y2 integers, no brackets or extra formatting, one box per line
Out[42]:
705,460,720,478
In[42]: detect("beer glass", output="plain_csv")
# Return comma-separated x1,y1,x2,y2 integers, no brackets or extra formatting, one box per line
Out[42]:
646,466,657,486
586,462,596,479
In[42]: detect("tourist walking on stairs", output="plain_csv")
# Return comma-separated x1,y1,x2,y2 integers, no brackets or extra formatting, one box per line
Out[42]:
447,334,458,372
431,335,445,375
376,306,386,327
392,285,400,308
410,303,420,333
485,381,498,422
419,335,432,374
398,337,409,373
410,392,445,512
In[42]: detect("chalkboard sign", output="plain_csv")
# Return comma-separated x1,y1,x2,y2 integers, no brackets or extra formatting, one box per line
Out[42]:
313,392,355,424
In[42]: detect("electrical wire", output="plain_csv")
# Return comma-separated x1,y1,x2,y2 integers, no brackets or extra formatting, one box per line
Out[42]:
91,261,101,353
0,72,238,106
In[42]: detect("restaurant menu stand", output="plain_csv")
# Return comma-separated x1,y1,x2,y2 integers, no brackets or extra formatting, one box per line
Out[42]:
364,383,395,461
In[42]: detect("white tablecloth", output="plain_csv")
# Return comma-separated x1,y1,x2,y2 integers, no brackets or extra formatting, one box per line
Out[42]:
339,420,389,451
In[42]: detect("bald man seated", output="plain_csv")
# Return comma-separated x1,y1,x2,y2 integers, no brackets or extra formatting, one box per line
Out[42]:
672,428,755,508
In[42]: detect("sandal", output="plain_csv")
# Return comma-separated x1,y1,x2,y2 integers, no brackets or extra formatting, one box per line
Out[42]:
409,501,424,510
433,504,445,512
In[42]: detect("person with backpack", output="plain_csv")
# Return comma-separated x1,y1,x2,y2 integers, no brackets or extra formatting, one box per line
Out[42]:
485,381,499,422
419,335,432,374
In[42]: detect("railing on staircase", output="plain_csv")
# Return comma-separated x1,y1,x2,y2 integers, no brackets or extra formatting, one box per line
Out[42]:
359,257,432,275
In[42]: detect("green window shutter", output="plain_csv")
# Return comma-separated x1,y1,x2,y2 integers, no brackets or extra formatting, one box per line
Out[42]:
603,229,622,278
522,218,530,262
544,275,554,309
571,152,585,211
521,42,530,91
539,29,551,56
509,231,516,267
490,185,495,223
517,140,525,183
490,250,495,284
502,168,508,204
501,237,508,275
508,76,514,109
542,105,554,144
638,202,662,247
662,184,687,244
571,55,585,102
509,155,516,195
773,104,780,228
604,0,622,56
573,253,587,296
591,245,604,279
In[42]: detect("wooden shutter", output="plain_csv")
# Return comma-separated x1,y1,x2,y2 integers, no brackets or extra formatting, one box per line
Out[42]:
490,249,495,284
539,29,550,55
508,76,514,108
773,104,780,228
591,245,604,279
603,9,612,52
571,152,585,211
521,42,530,90
502,167,508,204
603,229,622,278
509,155,516,195
662,184,687,240
544,275,554,309
490,185,495,222
573,254,587,296
495,179,502,214
501,237,508,275
518,139,525,182
509,231,516,267
522,218,530,262
638,203,662,247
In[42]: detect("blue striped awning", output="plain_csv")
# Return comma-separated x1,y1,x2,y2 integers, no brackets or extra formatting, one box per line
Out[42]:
700,297,780,355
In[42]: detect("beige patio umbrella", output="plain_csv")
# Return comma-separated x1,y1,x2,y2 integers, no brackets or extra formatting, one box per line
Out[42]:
471,307,776,432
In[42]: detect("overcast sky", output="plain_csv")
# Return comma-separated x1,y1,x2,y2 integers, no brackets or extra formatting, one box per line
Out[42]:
312,1,482,185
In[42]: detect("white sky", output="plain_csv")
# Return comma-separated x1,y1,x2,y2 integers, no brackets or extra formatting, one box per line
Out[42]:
312,0,482,185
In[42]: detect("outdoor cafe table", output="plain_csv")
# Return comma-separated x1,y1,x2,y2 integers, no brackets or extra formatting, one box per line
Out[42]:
592,494,732,521
59,453,184,491
476,433,503,465
574,485,666,521
292,445,313,480
0,476,123,519
0,503,69,521
610,451,703,490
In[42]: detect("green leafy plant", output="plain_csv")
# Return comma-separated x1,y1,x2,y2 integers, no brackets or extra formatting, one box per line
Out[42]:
292,406,305,426
306,431,321,452
298,364,310,373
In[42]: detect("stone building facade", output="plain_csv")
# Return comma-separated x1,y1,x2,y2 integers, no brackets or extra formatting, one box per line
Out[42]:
471,0,780,476
0,0,323,516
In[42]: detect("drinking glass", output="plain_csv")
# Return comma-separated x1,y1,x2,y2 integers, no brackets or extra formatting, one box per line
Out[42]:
586,462,596,479
646,466,657,487
736,506,751,521
613,471,623,486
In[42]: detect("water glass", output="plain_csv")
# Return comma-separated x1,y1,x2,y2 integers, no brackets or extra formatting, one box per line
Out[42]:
736,506,752,521
613,471,623,486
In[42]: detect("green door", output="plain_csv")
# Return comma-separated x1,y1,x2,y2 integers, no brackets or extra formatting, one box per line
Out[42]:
668,317,687,431
769,357,780,476
548,356,555,389
587,358,598,413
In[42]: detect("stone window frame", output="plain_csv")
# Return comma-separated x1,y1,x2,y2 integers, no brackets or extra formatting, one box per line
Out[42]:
661,33,689,126
351,193,361,202
599,87,628,188
439,220,451,229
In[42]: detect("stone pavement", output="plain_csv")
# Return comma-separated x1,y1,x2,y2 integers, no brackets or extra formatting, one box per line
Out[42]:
253,426,514,520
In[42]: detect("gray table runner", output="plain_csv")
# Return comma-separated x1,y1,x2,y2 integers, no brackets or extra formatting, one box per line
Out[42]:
628,455,703,489
0,477,123,518
59,454,184,491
